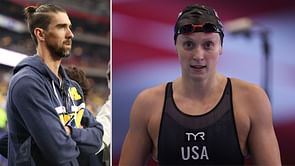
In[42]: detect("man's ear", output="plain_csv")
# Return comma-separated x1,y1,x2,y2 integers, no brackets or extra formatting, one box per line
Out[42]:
34,28,45,42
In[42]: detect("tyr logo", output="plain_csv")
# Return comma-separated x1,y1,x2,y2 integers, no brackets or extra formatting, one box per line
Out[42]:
185,132,205,141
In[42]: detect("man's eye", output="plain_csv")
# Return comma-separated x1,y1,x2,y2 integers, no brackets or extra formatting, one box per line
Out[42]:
183,41,195,50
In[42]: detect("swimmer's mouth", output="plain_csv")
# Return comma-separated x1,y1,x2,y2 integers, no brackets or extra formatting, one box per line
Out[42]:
190,65,207,69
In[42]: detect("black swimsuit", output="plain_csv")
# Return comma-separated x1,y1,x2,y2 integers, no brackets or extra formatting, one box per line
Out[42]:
158,78,244,165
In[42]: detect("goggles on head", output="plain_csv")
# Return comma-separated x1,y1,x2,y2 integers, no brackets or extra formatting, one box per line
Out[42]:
177,23,222,35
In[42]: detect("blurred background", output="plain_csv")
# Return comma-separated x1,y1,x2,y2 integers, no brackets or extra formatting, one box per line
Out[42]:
112,0,295,165
0,0,110,165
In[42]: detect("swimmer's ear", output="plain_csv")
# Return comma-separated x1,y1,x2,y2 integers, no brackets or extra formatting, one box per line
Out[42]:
219,46,223,55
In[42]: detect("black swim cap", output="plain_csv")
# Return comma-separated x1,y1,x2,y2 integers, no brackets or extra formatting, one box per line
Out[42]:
174,4,224,45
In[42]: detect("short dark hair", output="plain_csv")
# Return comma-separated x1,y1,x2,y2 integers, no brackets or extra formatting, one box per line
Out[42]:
65,66,90,99
24,4,66,46
174,4,224,45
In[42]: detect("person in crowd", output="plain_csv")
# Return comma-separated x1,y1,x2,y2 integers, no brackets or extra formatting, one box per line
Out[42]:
95,62,111,166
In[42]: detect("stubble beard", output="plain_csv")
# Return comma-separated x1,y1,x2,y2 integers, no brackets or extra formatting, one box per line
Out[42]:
46,40,71,58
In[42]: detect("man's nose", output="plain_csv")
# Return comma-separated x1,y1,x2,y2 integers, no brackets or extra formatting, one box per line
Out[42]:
66,28,74,39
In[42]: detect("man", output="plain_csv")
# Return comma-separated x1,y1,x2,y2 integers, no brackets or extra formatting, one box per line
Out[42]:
119,4,281,165
6,4,103,166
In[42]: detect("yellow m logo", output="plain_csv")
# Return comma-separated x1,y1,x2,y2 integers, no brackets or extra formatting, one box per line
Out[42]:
69,87,82,100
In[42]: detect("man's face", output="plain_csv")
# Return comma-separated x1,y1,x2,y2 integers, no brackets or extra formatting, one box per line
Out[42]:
175,32,222,80
44,12,74,58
